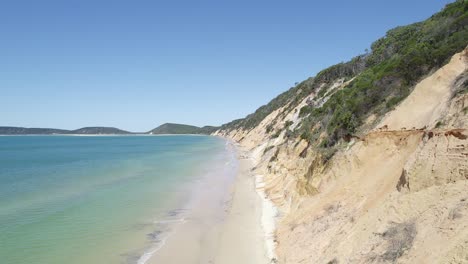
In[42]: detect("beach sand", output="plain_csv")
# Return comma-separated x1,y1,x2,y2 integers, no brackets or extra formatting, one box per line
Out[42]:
147,144,269,264
214,153,269,264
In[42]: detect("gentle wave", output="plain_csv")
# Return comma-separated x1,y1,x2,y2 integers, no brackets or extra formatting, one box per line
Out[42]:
137,240,167,264
136,211,188,264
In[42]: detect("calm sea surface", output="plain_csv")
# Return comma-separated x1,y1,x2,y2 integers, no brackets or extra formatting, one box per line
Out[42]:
0,135,232,264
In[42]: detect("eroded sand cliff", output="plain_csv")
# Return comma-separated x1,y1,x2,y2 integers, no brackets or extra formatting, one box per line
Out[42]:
215,48,468,263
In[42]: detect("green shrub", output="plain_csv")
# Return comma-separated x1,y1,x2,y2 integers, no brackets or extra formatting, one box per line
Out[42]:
386,96,404,109
284,120,293,128
270,130,281,139
297,0,467,149
221,0,468,162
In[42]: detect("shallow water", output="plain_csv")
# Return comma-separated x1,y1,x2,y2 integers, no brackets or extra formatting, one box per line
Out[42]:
0,135,233,264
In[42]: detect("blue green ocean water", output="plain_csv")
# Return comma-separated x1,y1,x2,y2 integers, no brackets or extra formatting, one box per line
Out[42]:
0,135,232,264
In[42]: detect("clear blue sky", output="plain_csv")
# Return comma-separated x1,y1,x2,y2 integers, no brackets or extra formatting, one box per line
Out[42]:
1,0,452,131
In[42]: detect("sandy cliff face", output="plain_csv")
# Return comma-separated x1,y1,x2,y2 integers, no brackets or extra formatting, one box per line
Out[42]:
216,48,468,264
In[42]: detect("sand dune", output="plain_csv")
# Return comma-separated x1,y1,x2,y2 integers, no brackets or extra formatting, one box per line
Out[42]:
217,48,468,263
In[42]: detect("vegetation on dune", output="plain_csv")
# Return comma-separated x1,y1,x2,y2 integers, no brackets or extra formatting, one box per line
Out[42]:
221,1,468,159
197,125,220,134
298,0,467,148
220,55,367,134
219,83,307,131
377,221,417,262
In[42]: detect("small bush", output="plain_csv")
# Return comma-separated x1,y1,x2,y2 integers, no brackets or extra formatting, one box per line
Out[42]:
270,149,280,162
386,96,404,109
265,124,274,133
319,138,329,148
380,221,417,262
270,130,281,139
263,145,274,154
300,130,312,141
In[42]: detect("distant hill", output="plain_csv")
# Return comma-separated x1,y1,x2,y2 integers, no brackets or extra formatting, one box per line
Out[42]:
0,126,131,135
148,123,218,135
68,127,131,135
0,126,70,135
0,125,218,135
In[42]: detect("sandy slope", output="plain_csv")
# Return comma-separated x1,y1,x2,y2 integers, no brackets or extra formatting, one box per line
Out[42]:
379,50,467,130
275,130,468,263
275,49,468,264
217,47,468,263
277,49,468,263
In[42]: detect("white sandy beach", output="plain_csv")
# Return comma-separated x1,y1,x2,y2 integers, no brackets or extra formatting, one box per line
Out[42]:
147,143,269,264
214,151,269,264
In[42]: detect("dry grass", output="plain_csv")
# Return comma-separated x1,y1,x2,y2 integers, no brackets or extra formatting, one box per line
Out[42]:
379,221,417,262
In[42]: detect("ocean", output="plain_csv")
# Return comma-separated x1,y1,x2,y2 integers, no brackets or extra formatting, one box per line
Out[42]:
0,135,236,264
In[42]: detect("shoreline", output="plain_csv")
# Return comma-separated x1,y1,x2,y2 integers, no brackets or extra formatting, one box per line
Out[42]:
255,173,278,262
145,140,270,264
214,144,270,264
250,144,278,263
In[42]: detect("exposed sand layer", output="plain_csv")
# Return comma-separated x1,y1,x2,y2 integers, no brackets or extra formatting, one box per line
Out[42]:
379,50,467,130
274,129,468,263
147,143,268,264
215,48,468,263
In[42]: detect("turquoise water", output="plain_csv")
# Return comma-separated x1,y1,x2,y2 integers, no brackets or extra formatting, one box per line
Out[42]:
0,135,230,264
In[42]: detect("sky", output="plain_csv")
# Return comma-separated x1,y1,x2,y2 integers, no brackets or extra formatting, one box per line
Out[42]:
1,0,453,132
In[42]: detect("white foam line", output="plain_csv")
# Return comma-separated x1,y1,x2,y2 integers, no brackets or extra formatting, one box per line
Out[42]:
240,143,278,261
153,218,186,224
136,236,169,264
255,173,278,262
137,217,187,264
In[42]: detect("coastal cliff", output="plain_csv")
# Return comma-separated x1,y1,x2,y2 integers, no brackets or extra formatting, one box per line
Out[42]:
214,2,468,263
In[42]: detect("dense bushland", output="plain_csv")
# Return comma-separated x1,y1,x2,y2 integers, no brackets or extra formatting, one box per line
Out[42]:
221,0,468,156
